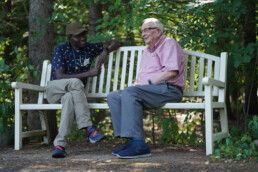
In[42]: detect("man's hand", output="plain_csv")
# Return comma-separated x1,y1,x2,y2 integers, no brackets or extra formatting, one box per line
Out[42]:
132,80,148,86
108,40,123,50
96,40,123,69
88,67,102,77
96,51,108,69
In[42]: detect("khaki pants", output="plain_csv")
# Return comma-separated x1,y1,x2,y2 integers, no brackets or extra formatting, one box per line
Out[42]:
45,78,92,148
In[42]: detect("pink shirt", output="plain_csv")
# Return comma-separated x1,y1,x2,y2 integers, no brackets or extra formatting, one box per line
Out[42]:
137,35,185,90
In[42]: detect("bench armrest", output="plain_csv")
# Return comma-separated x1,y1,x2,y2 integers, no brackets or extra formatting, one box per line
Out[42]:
11,82,45,92
202,77,225,88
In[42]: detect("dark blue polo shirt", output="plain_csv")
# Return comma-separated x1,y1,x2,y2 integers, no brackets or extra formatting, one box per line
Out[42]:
51,41,103,85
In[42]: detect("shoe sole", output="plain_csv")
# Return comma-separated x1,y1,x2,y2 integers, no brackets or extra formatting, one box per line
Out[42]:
117,153,151,159
89,136,106,144
52,154,67,158
112,152,119,156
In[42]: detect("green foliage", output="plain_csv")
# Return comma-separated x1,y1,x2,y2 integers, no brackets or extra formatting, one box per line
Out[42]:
0,59,13,133
156,109,203,146
68,122,85,141
86,0,188,44
0,41,40,134
1,0,256,155
0,41,13,133
211,116,258,162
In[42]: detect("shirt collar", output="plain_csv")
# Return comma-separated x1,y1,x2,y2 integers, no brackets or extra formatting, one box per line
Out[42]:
147,35,166,53
67,41,86,52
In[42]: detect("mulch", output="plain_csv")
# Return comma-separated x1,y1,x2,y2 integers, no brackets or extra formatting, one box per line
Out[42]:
0,140,256,172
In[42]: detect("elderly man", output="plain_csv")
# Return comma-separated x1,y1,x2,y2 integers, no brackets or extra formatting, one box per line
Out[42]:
107,18,185,159
46,22,122,158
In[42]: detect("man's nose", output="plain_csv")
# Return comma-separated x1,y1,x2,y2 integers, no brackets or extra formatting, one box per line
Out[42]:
141,31,146,37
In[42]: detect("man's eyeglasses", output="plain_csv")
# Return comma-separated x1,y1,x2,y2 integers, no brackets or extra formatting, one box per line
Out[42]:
141,27,158,33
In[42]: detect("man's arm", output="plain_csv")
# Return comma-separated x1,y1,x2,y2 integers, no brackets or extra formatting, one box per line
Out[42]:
96,40,123,68
103,40,123,52
133,70,178,86
55,40,122,80
55,67,101,80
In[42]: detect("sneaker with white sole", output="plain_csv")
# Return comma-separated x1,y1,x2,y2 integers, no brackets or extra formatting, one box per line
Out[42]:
52,146,67,158
117,139,151,159
112,140,133,156
86,126,106,143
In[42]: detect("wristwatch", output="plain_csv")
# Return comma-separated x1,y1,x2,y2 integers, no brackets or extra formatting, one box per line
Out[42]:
105,47,110,53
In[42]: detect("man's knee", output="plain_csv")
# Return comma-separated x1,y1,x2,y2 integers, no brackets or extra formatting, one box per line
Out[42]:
61,92,73,104
107,91,121,103
123,86,139,97
69,78,84,90
107,92,116,102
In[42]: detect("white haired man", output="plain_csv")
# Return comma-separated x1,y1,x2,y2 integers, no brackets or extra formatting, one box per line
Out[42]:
107,18,186,159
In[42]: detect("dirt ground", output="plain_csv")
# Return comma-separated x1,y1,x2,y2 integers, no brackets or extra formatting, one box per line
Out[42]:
0,140,256,172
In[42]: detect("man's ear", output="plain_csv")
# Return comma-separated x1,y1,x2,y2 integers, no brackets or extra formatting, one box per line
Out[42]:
156,28,162,36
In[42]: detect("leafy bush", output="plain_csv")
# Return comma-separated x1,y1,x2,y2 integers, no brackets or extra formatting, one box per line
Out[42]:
156,109,204,146
211,116,258,162
0,43,36,135
0,57,13,134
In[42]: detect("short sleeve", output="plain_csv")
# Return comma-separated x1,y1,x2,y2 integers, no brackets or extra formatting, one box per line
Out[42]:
159,39,183,71
52,46,66,71
86,43,103,58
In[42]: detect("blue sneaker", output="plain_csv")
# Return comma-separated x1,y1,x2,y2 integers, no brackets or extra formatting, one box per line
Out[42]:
52,146,67,158
117,139,151,159
112,140,133,156
86,126,106,143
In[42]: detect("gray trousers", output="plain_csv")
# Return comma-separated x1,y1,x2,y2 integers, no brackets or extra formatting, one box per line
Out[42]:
107,82,183,139
45,78,92,148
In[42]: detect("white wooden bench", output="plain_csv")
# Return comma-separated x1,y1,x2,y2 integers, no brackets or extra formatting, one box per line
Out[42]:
11,46,229,155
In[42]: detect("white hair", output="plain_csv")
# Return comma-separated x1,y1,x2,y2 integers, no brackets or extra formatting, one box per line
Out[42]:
143,18,163,33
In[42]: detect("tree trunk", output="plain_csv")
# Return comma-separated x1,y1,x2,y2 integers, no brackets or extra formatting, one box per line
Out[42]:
88,0,103,36
88,0,106,124
2,0,12,64
28,0,57,141
243,0,257,116
123,0,135,45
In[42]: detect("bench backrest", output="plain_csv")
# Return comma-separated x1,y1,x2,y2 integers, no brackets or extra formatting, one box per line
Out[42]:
41,46,227,99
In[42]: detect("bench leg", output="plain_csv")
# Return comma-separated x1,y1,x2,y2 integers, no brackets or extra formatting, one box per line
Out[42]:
205,85,214,155
14,89,22,150
220,106,229,135
39,110,50,144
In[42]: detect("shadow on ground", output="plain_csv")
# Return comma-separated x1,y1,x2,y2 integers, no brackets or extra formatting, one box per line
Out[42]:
0,141,256,172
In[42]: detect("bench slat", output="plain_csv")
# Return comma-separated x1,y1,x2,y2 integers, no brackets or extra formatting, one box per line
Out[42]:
183,50,219,61
213,132,228,141
98,65,105,93
198,58,204,92
136,49,143,79
92,76,97,93
120,50,128,90
22,130,47,138
128,50,136,86
106,52,114,93
214,59,220,95
190,55,196,92
184,54,188,91
20,102,224,110
113,49,121,91
207,59,212,78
